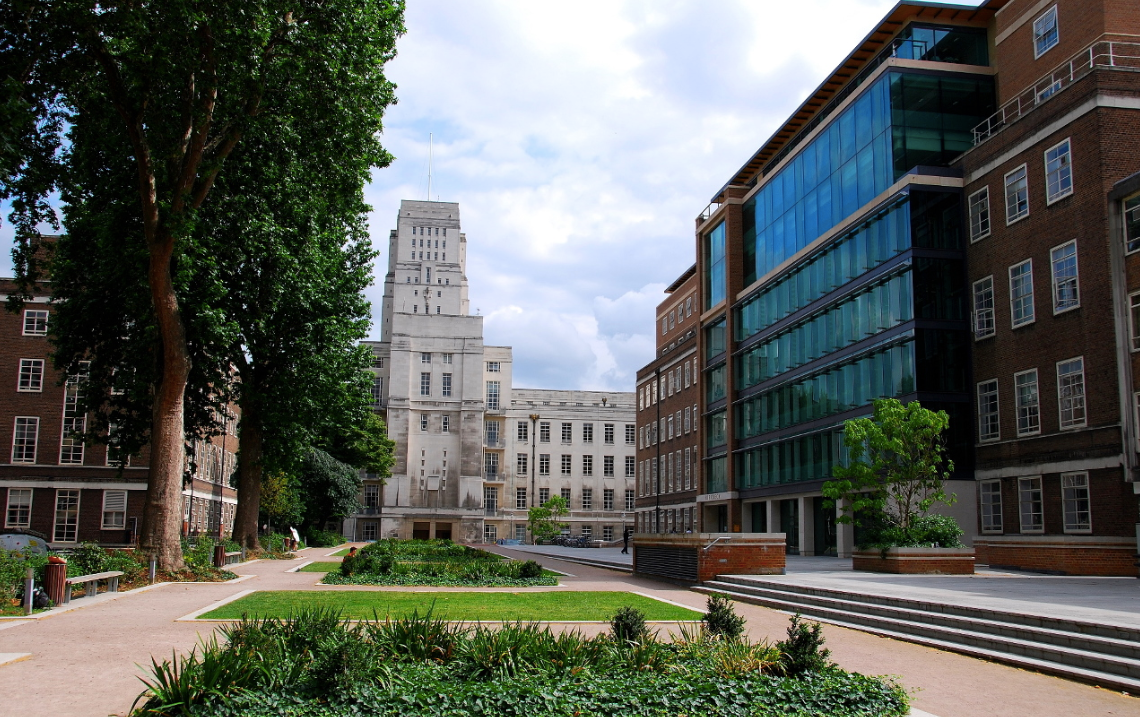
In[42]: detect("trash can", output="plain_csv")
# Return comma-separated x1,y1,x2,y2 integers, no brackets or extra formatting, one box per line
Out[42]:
44,560,67,606
214,544,225,568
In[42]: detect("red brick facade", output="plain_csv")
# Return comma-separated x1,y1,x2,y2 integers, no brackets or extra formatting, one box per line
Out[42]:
853,548,976,575
633,533,786,583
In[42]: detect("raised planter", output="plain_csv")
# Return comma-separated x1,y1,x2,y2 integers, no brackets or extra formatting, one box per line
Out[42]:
852,547,974,574
633,533,786,583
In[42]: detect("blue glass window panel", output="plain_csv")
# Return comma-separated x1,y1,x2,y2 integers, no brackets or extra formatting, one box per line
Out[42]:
838,110,856,164
857,146,876,206
854,92,873,150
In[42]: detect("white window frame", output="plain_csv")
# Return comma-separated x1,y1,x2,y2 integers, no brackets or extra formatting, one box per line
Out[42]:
968,186,991,242
979,480,1003,533
101,489,127,530
977,379,1000,442
53,488,80,543
1017,476,1044,533
1129,292,1140,351
973,276,995,340
1050,239,1079,314
1014,369,1040,437
1124,193,1140,255
1056,356,1086,429
22,309,48,336
1044,138,1073,205
1060,471,1091,533
1009,260,1035,328
1005,164,1029,225
5,488,32,529
441,415,450,433
441,373,452,397
420,372,431,396
486,361,500,372
1032,5,1059,59
12,416,39,463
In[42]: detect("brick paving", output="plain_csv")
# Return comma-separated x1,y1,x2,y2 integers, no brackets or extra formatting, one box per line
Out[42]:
0,545,1136,717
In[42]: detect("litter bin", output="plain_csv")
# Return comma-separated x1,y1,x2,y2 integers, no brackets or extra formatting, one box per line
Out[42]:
214,544,225,568
44,559,67,605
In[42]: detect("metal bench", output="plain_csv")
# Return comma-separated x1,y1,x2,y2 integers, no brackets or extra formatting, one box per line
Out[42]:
63,570,124,603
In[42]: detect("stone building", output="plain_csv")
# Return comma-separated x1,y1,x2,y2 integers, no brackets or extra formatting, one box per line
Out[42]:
344,200,635,543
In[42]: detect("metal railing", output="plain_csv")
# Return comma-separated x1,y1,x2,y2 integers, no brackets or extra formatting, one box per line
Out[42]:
484,437,504,449
973,40,1140,145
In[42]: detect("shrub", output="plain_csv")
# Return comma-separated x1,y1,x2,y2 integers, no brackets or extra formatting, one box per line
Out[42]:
776,613,832,678
909,514,964,548
516,560,543,579
702,594,746,641
304,528,346,548
610,606,649,645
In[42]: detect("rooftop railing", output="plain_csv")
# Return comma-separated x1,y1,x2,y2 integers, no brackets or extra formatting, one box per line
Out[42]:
972,40,1140,145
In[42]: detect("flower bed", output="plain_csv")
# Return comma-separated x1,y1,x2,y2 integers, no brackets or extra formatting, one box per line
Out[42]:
329,539,555,587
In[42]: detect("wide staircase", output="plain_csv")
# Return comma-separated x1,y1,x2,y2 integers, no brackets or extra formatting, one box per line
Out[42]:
696,575,1140,692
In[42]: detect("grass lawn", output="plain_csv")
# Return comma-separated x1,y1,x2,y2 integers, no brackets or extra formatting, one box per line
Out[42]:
299,561,342,572
200,590,702,622
331,548,353,556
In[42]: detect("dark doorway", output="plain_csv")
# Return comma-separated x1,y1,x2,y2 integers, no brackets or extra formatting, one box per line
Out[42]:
812,497,838,556
750,502,767,532
412,521,430,540
715,504,729,532
434,523,452,541
780,499,799,555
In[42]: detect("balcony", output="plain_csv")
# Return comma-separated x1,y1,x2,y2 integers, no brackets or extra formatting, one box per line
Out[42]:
484,507,499,517
484,437,505,449
484,471,503,482
973,40,1140,145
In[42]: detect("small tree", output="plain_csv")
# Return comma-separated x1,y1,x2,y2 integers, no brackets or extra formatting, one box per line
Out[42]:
527,496,568,544
822,398,956,545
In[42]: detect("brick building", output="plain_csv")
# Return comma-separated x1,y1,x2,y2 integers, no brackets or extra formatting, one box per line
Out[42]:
0,276,238,548
635,266,702,534
655,0,1140,574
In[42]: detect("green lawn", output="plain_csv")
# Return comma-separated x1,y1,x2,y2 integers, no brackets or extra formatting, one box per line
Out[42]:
299,561,342,572
331,548,353,556
200,590,702,622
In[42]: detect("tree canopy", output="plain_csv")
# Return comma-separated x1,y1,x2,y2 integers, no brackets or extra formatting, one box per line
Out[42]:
527,496,569,544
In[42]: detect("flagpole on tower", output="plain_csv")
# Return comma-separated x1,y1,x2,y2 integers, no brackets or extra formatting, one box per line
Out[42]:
428,133,433,201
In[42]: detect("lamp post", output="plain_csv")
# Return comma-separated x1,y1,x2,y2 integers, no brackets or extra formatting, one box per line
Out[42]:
528,413,539,544
655,368,661,534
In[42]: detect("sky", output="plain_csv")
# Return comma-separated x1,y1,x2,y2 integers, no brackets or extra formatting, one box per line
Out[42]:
1,0,977,392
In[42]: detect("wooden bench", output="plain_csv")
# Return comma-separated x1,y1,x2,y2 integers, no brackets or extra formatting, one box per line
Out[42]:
213,546,246,567
63,570,124,604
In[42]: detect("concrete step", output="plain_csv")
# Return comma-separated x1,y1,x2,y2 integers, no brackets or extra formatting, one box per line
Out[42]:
696,582,1140,693
705,579,1140,662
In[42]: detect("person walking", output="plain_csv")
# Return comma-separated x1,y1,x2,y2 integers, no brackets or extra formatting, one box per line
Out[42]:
621,526,630,554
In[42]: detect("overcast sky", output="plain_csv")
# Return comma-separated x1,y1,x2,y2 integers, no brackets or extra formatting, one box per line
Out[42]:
2,0,976,392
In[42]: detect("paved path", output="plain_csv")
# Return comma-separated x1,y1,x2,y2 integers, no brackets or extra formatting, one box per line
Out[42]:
0,546,1135,717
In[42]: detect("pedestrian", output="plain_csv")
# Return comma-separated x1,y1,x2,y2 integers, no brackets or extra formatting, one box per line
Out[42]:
347,546,358,558
621,526,630,554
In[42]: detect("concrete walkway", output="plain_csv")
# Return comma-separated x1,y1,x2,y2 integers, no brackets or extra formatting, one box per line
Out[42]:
0,546,1135,717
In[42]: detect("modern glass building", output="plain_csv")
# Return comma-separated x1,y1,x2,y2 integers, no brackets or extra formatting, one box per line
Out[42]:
694,5,999,556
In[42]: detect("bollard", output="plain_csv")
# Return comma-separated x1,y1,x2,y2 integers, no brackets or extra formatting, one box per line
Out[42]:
148,554,157,584
23,568,33,616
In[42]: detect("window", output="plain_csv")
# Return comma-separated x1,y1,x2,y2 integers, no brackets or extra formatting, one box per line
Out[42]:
582,455,593,476
370,378,383,406
421,352,431,364
667,415,674,439
54,489,80,542
1015,370,1040,436
442,415,450,433
1057,357,1086,428
17,358,45,392
684,406,691,433
1044,139,1072,203
441,373,452,397
1018,477,1044,533
5,488,31,528
603,455,614,477
582,423,593,443
561,422,572,443
539,487,550,505
442,353,453,364
1125,194,1140,254
539,422,550,442
517,421,529,442
12,417,39,463
625,424,635,445
977,380,1000,442
22,310,48,336
603,525,614,541
539,454,550,475
661,317,668,335
1033,5,1058,58
582,488,593,510
101,490,127,530
705,220,726,309
420,414,428,431
484,452,499,478
420,372,431,396
969,276,995,341
517,453,528,475
1061,472,1091,532
685,448,692,490
487,361,500,372
485,420,500,444
625,455,635,477
604,424,614,444
486,381,500,410
1005,165,1029,224
968,186,991,242
1050,240,1078,313
561,487,571,503
483,524,498,542
561,455,572,475
603,488,615,511
516,488,527,510
684,361,691,388
372,356,385,368
980,481,1003,533
581,525,592,538
1009,260,1035,327
626,489,635,511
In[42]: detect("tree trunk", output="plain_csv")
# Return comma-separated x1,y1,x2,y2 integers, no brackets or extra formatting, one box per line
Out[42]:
233,397,264,550
138,234,191,571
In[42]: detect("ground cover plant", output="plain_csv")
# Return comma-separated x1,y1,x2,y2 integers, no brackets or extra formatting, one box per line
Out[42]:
133,607,908,716
328,538,555,587
200,590,701,622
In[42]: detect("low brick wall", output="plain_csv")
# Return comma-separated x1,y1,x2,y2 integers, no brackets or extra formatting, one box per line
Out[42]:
633,533,785,583
973,535,1138,576
853,548,975,575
